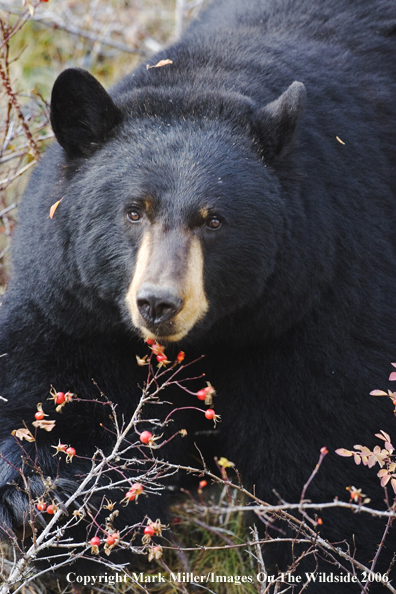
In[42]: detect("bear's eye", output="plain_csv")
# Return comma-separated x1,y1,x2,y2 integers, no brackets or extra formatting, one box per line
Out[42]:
206,217,222,230
126,209,141,223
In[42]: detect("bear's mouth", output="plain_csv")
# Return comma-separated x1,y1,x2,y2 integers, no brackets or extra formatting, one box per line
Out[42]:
138,323,189,344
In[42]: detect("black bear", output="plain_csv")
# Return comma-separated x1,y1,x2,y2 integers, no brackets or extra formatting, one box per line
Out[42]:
1,0,396,589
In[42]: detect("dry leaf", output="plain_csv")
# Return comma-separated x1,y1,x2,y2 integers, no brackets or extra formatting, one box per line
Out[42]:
336,136,345,145
146,59,173,70
12,428,35,442
32,419,56,432
217,457,234,468
49,197,64,219
335,448,353,457
380,430,391,442
380,473,391,487
136,355,149,366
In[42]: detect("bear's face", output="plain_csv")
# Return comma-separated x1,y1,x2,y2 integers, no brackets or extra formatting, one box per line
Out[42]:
49,70,306,343
68,119,284,343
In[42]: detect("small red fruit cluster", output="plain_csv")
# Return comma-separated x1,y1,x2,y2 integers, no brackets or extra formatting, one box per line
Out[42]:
50,440,76,462
34,389,74,423
124,482,144,503
106,533,118,546
89,532,119,553
36,501,57,514
145,338,184,367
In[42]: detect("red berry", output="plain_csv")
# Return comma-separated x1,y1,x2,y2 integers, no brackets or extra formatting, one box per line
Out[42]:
176,351,185,363
55,392,65,405
317,518,323,525
126,491,136,501
47,504,56,514
66,447,76,457
36,502,46,512
90,536,101,546
146,338,155,345
151,343,164,355
393,399,396,406
106,534,116,546
205,409,215,420
199,480,207,489
156,354,167,363
35,411,45,420
144,525,155,537
140,431,153,444
130,482,143,492
196,389,207,401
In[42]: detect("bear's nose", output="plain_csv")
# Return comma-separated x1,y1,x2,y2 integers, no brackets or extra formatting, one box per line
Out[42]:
136,285,183,326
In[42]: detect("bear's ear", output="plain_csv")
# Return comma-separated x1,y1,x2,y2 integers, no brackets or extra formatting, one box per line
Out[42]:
254,81,306,160
50,68,122,157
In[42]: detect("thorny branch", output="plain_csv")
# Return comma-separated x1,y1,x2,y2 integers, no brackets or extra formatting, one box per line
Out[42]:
1,347,395,593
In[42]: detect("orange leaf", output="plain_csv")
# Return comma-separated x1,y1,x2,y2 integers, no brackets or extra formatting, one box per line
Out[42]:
49,197,64,219
11,428,35,442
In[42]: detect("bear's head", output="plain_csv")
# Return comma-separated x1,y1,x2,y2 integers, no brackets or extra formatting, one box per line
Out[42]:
32,69,307,344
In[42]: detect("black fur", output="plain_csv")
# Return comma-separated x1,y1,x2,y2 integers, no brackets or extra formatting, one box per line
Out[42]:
1,0,396,588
